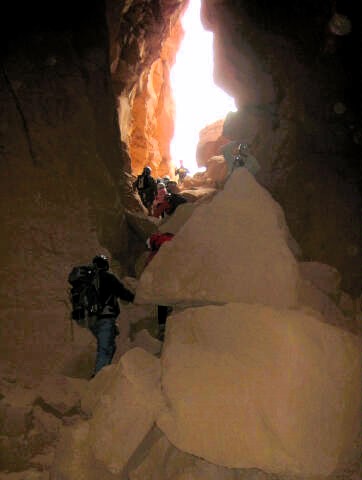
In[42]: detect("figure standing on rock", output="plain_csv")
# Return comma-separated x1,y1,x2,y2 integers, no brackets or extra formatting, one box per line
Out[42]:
133,166,157,215
175,160,189,185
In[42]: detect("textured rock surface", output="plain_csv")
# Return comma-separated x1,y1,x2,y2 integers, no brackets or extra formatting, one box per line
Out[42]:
86,348,163,474
129,433,238,480
136,169,298,308
196,120,229,167
53,349,164,479
202,0,362,295
157,303,361,477
0,2,130,378
299,261,341,296
109,0,185,177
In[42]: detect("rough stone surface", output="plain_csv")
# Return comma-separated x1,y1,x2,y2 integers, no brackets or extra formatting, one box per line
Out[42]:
129,433,238,480
136,169,299,308
202,0,362,295
157,303,361,477
297,278,358,334
158,203,199,236
299,261,341,296
196,120,230,167
115,4,185,176
51,421,107,480
87,348,163,474
180,187,218,203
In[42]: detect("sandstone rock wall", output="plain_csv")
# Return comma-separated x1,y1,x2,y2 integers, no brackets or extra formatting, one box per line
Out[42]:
201,0,362,295
0,1,130,377
107,0,186,177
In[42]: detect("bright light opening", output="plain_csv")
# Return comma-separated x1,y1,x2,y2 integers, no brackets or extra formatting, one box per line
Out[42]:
170,0,236,175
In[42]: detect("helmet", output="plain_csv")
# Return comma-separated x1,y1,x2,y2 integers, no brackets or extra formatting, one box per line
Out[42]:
143,166,152,175
92,254,109,270
163,175,170,183
157,182,166,189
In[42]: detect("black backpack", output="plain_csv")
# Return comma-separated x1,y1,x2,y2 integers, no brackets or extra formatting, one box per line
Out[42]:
68,265,102,328
165,193,187,215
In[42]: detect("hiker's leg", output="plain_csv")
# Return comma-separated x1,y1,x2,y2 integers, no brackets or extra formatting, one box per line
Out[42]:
157,305,169,341
91,317,116,374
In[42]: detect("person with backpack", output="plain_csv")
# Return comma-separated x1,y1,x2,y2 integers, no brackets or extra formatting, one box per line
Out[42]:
133,166,157,215
69,254,135,376
164,191,187,216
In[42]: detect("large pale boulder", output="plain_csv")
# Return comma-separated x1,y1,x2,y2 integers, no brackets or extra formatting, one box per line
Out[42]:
129,433,238,480
157,303,361,477
297,277,358,334
159,203,199,235
136,169,299,308
299,261,341,296
86,348,164,474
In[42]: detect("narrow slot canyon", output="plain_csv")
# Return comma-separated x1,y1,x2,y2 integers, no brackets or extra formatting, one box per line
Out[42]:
0,0,361,479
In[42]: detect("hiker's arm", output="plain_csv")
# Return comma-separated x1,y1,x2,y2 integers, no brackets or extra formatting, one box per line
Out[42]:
114,278,135,303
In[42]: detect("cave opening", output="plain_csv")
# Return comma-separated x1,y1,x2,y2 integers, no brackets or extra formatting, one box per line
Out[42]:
170,0,236,175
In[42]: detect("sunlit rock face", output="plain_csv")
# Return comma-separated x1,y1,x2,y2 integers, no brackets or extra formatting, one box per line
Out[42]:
201,0,362,295
196,120,229,167
108,0,186,177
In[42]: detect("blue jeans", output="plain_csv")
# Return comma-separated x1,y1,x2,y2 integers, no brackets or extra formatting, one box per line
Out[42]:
90,317,117,375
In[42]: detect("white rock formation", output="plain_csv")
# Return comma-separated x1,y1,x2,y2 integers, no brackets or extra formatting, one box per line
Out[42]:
157,303,361,477
136,169,299,308
86,348,164,474
159,203,198,234
129,433,238,480
297,277,358,333
299,261,341,296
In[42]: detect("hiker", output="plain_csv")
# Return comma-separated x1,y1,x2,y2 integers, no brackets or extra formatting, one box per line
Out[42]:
167,190,188,215
175,160,189,184
220,141,260,178
145,232,174,341
89,254,134,376
133,166,157,215
152,182,169,218
162,175,171,187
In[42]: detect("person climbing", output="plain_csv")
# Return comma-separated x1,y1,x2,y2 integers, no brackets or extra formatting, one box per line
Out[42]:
220,141,260,177
175,160,189,184
152,182,170,218
162,175,171,187
145,232,174,341
88,254,134,376
133,166,157,215
164,190,188,216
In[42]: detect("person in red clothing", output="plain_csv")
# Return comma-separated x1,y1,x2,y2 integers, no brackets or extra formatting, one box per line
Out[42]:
152,182,169,218
145,232,174,340
145,231,174,265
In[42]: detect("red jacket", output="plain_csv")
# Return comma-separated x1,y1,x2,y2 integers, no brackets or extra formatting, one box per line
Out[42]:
146,232,174,265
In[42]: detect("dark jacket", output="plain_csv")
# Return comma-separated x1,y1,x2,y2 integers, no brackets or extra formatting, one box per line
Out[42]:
98,270,134,317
